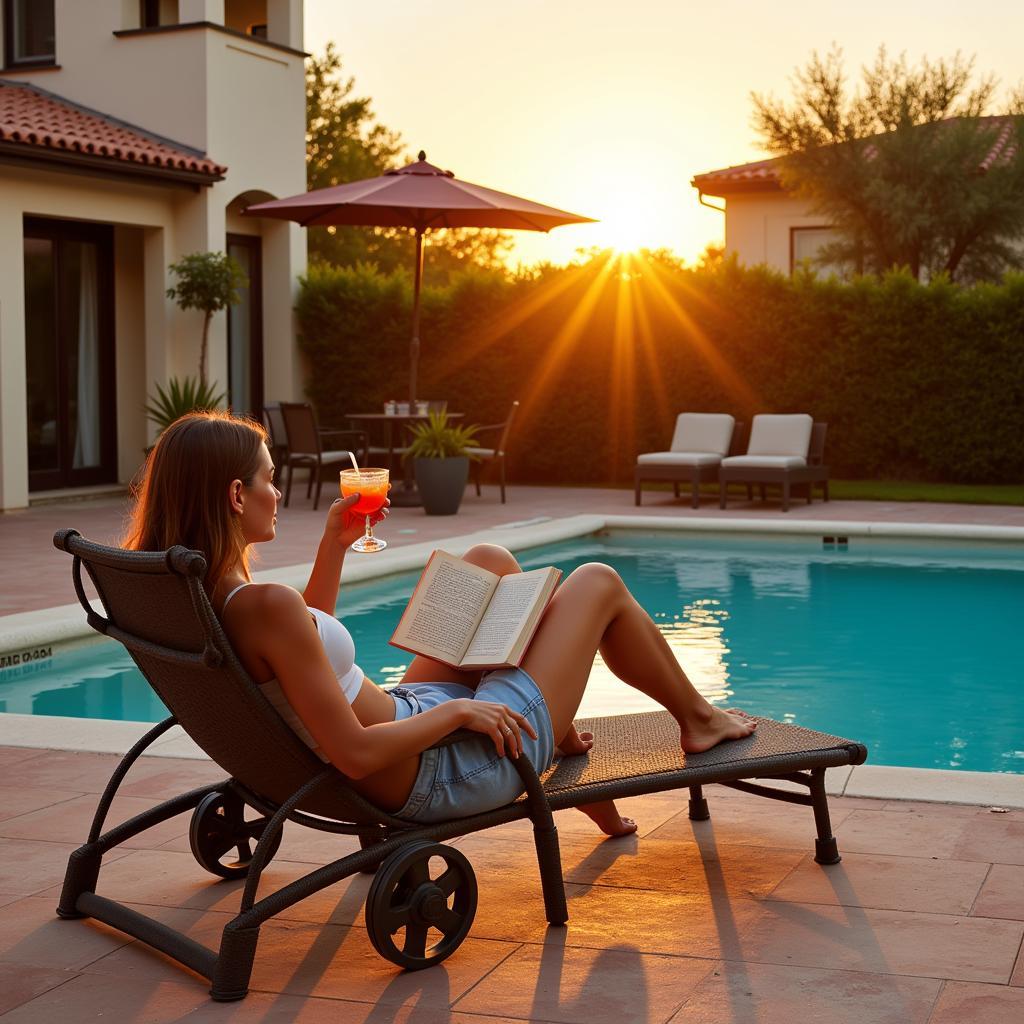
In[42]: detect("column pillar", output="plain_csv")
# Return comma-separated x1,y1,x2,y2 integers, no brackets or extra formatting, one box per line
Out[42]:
142,226,172,447
179,0,224,23
0,204,28,510
267,0,303,49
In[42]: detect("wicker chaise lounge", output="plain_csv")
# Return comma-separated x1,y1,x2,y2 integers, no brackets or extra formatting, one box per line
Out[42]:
635,413,741,508
719,413,829,512
53,529,867,1000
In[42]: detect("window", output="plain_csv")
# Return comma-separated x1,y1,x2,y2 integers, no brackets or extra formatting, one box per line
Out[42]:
4,0,55,66
790,227,844,277
140,0,178,28
224,0,267,37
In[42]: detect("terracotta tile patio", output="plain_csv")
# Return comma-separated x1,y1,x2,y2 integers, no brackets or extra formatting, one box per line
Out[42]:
1,486,1022,1019
0,745,1019,1021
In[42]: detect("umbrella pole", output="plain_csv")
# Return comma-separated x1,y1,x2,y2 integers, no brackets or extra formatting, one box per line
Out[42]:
409,227,424,408
391,227,426,507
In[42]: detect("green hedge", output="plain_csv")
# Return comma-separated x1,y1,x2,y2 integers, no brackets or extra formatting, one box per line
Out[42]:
294,257,1024,485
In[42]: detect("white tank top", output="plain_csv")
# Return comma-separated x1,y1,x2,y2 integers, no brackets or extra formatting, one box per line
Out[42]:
221,583,364,761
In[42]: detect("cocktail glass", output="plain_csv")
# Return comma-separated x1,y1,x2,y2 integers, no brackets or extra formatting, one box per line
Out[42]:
339,468,389,553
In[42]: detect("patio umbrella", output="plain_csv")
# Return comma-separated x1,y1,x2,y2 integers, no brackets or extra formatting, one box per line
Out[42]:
245,152,594,408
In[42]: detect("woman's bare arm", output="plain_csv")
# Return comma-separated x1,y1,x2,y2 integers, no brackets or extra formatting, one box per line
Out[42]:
303,494,390,614
255,586,533,779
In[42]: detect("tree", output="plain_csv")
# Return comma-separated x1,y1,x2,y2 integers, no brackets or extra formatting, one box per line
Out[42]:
751,47,1024,281
305,44,512,282
166,251,247,387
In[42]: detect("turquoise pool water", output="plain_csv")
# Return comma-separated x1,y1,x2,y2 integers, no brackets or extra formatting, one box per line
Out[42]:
2,532,1022,773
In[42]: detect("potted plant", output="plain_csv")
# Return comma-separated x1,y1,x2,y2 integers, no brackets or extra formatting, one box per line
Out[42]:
165,250,247,389
405,411,480,515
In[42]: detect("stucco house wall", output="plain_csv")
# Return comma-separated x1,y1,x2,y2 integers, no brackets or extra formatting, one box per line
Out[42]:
722,193,833,274
0,0,308,511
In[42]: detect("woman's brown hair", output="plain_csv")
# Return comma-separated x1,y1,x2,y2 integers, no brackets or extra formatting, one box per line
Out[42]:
123,411,269,594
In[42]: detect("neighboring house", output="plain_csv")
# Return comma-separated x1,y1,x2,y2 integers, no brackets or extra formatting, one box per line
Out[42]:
0,0,307,511
690,155,841,276
691,116,1020,278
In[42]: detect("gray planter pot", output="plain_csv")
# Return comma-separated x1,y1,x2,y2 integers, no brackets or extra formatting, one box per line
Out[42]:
414,456,469,515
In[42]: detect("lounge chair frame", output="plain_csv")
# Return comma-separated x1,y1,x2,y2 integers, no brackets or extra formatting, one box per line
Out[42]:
720,421,830,512
53,529,866,1002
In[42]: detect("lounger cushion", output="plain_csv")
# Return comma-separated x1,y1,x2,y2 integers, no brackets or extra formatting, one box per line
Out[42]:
637,451,723,466
746,414,813,457
721,455,808,469
670,413,735,456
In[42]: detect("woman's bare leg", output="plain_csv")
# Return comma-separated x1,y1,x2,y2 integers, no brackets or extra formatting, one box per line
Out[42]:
402,545,634,835
400,544,522,686
521,563,755,753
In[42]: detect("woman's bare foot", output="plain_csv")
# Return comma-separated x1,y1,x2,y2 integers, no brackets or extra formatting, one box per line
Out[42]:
679,705,757,753
577,799,638,837
556,728,595,757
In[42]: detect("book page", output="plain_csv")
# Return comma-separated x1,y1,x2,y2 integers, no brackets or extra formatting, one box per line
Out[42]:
461,568,552,666
392,552,496,665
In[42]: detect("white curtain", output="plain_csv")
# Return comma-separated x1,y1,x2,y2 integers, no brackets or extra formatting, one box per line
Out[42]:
72,244,100,469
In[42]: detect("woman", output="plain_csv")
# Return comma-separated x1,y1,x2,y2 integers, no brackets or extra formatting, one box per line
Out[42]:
126,412,755,836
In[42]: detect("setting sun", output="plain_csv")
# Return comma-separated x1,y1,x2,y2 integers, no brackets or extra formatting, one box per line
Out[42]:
596,193,665,254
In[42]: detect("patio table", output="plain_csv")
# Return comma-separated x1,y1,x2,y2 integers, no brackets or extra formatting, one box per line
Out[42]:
346,411,464,506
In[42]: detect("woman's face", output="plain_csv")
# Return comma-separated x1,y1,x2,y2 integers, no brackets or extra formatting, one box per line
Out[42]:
234,444,281,544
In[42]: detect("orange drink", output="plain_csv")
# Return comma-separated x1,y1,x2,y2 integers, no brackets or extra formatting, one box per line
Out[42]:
339,468,389,553
343,479,389,515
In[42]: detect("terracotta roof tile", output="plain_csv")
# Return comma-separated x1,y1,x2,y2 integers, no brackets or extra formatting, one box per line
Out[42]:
692,116,1020,196
0,80,226,179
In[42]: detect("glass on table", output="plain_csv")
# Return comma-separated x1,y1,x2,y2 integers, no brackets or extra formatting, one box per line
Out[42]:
339,468,389,553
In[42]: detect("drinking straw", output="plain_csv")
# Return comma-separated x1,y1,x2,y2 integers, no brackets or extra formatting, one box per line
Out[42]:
348,451,359,472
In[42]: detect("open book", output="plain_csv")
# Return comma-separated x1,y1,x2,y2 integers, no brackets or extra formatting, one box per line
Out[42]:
390,550,562,670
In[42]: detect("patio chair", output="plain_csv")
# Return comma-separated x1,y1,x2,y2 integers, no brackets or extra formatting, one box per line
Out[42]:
52,528,867,1000
261,401,288,486
467,399,519,503
276,402,369,511
719,414,829,513
635,413,741,509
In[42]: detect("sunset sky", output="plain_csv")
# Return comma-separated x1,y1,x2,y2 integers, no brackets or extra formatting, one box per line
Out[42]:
305,0,1024,268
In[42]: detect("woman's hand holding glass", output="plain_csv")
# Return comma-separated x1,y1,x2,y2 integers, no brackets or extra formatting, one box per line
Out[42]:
329,483,390,552
338,469,390,553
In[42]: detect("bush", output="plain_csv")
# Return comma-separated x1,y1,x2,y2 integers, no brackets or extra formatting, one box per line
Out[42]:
295,256,1024,485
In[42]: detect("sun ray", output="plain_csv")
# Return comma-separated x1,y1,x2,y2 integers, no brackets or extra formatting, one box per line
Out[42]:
608,253,637,476
629,254,676,439
516,256,617,430
643,258,763,410
430,263,593,381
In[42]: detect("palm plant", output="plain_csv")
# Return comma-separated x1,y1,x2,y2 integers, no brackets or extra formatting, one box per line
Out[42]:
144,377,226,434
404,411,480,459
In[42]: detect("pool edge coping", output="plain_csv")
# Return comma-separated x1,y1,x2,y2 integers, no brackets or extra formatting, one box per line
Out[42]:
3,511,1023,809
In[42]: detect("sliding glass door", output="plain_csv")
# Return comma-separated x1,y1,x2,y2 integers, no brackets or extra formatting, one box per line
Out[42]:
24,218,116,491
226,233,263,419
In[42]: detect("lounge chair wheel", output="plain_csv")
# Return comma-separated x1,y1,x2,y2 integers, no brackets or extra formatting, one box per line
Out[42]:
189,790,283,880
366,840,477,970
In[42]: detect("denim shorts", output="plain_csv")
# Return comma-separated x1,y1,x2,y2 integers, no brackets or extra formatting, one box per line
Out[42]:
387,668,555,823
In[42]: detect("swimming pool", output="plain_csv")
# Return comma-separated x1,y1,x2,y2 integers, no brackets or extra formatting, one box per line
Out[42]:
2,531,1022,773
